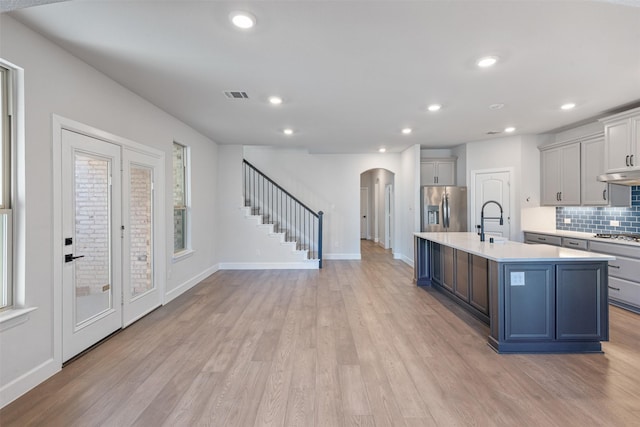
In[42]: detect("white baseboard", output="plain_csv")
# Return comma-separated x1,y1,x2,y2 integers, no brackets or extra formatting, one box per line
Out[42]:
0,358,60,408
323,253,361,260
164,263,220,304
218,261,319,270
396,253,414,268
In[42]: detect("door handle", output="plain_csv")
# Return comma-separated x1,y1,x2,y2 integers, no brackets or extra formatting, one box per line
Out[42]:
631,154,635,167
626,155,630,167
65,254,85,263
603,189,607,200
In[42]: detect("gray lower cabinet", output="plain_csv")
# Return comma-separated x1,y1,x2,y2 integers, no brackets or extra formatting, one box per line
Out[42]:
470,255,489,315
589,241,640,313
502,262,608,346
504,264,555,341
415,236,609,353
454,250,470,302
427,242,489,322
443,246,455,292
556,263,608,340
524,232,562,246
431,242,442,284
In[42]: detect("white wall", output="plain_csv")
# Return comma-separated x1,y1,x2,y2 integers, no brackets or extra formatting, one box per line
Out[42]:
397,145,421,266
0,15,219,406
464,134,554,241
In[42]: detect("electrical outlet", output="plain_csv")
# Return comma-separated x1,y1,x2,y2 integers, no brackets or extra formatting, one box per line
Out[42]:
610,220,620,227
564,218,571,224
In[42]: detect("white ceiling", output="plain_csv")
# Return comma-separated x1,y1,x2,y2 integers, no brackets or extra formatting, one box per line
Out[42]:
7,0,640,154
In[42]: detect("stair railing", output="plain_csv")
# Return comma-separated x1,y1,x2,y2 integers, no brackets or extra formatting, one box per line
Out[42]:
242,159,324,268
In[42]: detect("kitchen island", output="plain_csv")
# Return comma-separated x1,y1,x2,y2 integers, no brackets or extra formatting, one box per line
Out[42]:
414,232,615,353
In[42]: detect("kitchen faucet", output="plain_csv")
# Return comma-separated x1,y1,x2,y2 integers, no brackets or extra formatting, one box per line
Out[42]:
480,200,504,242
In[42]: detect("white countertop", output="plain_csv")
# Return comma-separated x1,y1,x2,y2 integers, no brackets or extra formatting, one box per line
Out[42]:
415,232,615,262
524,229,640,248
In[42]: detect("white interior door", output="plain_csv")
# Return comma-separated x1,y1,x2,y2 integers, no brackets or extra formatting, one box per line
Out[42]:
62,130,122,362
473,170,511,239
360,187,368,239
385,184,393,249
122,149,162,326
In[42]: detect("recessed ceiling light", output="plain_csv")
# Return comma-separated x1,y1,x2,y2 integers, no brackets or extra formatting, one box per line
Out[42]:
268,96,283,105
504,127,516,133
427,104,441,112
230,12,256,29
401,128,412,135
283,128,294,135
477,56,499,68
561,103,576,110
379,148,386,153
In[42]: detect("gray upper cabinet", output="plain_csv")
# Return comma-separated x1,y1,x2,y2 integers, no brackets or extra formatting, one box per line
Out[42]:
541,143,581,206
581,136,630,206
540,131,630,207
420,158,455,186
600,107,640,173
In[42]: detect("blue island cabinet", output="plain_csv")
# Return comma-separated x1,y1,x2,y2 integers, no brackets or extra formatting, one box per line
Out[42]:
415,234,611,354
491,262,608,353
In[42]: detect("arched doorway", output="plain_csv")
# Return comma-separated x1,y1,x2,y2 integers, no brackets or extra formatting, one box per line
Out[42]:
360,169,395,254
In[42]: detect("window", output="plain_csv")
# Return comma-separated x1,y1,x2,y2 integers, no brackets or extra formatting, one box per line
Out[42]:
0,65,12,310
173,142,190,255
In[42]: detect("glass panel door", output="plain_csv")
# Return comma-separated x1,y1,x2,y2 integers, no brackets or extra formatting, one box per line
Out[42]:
122,149,162,327
62,129,122,362
129,165,153,298
73,153,113,325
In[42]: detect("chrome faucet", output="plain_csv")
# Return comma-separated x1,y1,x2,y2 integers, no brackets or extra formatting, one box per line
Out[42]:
480,200,503,242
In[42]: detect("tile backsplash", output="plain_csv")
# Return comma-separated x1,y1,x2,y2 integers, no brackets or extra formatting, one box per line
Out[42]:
556,186,640,234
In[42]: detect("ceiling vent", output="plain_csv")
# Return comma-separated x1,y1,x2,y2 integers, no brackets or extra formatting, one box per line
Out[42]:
486,131,502,135
224,91,249,99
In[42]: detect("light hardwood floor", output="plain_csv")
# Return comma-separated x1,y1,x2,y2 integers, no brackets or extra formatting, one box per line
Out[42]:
2,240,639,426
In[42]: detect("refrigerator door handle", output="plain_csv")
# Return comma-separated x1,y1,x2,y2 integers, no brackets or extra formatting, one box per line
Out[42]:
443,194,450,229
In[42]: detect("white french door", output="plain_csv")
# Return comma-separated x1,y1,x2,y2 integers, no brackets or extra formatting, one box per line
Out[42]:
122,149,161,326
61,129,162,361
62,130,122,361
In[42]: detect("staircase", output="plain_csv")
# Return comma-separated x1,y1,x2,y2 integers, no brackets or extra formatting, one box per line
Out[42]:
242,160,323,268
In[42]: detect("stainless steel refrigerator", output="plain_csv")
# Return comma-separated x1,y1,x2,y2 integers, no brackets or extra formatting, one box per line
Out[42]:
421,186,468,232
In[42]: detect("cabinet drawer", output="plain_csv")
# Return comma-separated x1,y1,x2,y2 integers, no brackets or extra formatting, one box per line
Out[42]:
589,241,640,258
525,233,562,246
606,255,640,283
608,277,640,308
562,238,588,250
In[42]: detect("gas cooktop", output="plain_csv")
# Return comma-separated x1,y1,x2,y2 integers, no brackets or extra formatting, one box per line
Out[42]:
594,233,640,243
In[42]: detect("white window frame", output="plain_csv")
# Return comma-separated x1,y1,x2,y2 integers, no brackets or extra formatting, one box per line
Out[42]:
0,58,34,329
0,64,13,311
172,141,192,260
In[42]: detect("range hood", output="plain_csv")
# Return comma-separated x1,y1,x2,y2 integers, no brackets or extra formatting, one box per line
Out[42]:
597,171,640,186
